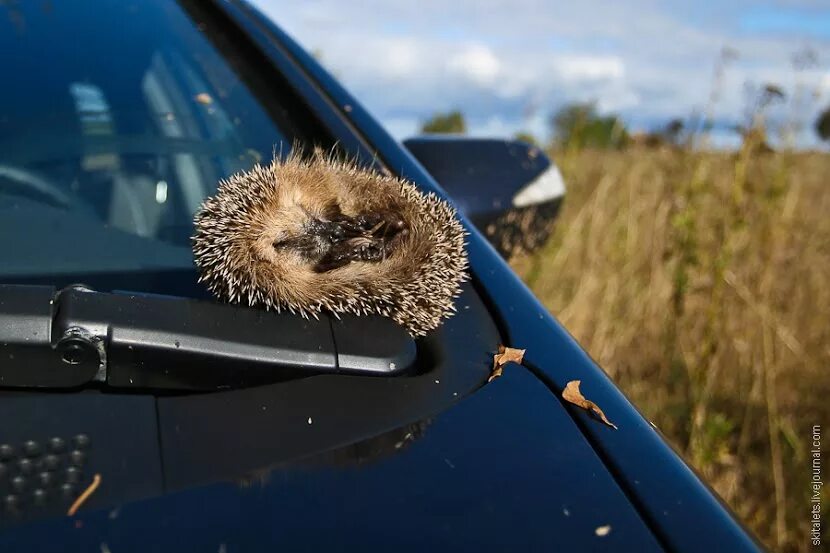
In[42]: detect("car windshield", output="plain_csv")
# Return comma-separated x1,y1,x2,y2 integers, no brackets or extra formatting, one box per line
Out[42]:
0,0,327,282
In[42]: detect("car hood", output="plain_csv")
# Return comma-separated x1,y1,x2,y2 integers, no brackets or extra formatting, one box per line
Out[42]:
0,366,660,552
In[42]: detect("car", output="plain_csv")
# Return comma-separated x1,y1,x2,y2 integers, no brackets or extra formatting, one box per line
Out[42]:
0,1,762,551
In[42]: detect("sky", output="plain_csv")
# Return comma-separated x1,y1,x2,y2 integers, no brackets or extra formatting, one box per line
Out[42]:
250,1,830,148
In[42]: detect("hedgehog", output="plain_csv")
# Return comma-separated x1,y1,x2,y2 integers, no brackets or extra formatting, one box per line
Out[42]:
191,150,468,337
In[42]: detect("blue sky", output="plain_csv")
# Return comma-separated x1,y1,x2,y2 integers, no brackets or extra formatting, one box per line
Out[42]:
251,1,830,148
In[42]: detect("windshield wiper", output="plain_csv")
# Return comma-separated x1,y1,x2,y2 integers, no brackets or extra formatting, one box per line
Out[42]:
0,284,415,391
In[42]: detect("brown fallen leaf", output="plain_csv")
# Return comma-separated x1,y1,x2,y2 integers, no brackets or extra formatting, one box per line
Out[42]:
489,344,526,382
194,92,213,105
562,380,618,430
595,524,612,537
67,473,102,516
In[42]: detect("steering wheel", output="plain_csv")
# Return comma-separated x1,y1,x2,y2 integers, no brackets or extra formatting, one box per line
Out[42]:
0,164,78,210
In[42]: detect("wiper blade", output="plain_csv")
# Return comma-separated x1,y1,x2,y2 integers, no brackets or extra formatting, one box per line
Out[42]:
0,284,415,391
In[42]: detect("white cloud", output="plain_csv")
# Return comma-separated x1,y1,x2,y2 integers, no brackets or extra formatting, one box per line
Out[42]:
448,43,501,86
470,115,514,137
553,56,625,82
251,0,830,147
378,39,421,79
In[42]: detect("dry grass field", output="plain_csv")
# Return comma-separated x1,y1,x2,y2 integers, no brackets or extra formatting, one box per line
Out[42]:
511,145,829,552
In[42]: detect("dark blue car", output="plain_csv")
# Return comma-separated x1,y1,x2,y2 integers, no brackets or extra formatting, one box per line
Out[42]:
0,1,762,551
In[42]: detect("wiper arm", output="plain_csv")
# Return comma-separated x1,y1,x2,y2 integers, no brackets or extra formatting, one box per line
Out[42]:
0,284,415,391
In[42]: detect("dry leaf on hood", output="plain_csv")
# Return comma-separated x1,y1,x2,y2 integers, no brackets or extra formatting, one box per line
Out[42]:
67,473,102,516
595,525,612,537
488,344,525,382
562,380,618,430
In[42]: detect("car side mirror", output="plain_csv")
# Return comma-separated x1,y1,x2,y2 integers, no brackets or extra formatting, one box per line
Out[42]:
403,136,566,258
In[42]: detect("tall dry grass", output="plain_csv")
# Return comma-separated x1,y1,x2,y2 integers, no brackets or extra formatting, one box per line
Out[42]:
511,145,829,552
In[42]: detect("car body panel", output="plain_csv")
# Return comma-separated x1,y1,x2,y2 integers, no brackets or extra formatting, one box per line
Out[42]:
0,368,661,553
403,136,554,220
403,136,566,257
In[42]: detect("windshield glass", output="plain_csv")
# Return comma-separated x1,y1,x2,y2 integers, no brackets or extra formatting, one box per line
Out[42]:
0,0,327,281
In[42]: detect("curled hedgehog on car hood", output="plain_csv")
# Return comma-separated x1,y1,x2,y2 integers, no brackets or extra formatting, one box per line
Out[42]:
192,150,468,336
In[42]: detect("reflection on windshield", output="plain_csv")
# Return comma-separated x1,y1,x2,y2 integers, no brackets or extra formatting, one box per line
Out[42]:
0,0,296,277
